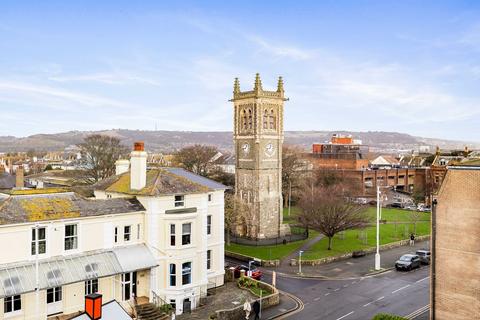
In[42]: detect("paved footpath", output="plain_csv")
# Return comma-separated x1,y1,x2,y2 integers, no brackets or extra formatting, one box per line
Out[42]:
272,240,430,279
281,233,324,265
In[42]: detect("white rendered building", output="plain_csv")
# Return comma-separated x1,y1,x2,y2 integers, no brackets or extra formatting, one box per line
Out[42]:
0,142,226,319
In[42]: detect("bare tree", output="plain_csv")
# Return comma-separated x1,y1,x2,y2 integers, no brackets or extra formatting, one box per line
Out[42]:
172,144,219,176
224,193,252,245
297,183,369,250
409,210,422,234
78,134,129,183
282,145,305,209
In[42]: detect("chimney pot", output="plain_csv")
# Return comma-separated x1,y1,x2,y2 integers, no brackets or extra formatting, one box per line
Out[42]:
134,142,145,152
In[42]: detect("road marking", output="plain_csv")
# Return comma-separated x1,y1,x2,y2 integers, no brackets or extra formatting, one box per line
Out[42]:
375,296,385,302
392,284,411,294
405,304,430,319
363,302,372,307
334,288,340,291
343,284,349,288
324,293,330,296
416,276,429,283
351,281,357,284
335,311,354,320
314,297,321,301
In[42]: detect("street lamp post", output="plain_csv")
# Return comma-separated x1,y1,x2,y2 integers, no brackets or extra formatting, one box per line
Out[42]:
375,186,381,270
298,250,304,274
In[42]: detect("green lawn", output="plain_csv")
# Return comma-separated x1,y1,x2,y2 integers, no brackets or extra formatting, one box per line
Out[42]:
301,222,430,260
225,230,319,261
227,206,431,261
282,206,301,224
365,207,430,222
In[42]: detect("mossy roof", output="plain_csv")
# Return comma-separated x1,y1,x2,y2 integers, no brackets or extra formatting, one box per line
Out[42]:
95,167,226,196
0,192,144,226
4,188,70,195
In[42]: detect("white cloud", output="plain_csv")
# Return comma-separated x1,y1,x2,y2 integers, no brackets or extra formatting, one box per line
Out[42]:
246,35,313,61
48,72,162,86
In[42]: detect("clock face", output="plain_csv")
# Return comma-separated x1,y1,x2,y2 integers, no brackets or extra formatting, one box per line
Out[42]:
242,142,250,155
264,143,275,156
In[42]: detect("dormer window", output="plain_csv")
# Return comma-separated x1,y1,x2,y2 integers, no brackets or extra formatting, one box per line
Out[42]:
175,195,185,207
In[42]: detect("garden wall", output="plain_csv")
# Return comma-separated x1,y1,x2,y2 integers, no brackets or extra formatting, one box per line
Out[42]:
213,279,279,320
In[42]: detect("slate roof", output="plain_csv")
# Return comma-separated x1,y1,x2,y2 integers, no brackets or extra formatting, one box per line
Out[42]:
0,192,144,226
95,167,227,196
0,173,15,189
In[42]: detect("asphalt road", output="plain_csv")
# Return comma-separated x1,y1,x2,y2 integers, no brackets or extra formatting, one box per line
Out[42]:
266,266,430,320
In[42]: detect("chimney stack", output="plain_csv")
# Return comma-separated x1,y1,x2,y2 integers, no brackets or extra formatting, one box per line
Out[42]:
115,159,130,175
16,167,24,188
130,142,147,190
85,293,102,320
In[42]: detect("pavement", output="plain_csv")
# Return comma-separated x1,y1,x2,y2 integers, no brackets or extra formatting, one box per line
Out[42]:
176,281,256,320
271,240,430,279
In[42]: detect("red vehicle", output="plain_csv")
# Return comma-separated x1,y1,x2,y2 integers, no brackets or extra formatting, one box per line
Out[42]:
233,265,262,280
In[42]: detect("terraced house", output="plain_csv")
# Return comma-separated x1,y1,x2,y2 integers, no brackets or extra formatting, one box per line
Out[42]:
0,142,226,319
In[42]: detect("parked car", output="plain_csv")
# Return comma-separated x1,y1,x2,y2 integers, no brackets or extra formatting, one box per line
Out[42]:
416,249,431,265
395,254,421,271
233,265,262,280
406,205,418,211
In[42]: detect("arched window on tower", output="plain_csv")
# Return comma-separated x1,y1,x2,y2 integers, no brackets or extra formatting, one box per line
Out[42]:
263,109,268,129
247,109,253,130
269,109,276,129
241,109,248,130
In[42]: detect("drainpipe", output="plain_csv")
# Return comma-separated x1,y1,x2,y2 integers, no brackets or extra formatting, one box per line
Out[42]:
431,198,437,320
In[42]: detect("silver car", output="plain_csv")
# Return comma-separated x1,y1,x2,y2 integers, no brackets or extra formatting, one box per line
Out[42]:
416,249,431,265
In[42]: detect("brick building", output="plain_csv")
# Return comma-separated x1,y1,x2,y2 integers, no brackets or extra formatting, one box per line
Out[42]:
304,135,431,201
309,134,369,170
430,163,480,319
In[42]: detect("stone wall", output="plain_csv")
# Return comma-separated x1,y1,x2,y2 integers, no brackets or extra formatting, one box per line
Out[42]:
214,279,279,320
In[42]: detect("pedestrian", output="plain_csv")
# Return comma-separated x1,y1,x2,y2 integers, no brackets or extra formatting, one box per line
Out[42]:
243,299,252,319
171,311,176,320
410,233,415,246
252,300,260,320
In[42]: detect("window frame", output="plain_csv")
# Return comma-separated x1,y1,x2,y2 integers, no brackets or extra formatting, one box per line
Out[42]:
31,227,46,256
114,226,118,243
46,286,62,304
64,224,78,251
169,263,176,287
124,225,131,242
4,295,21,314
207,250,212,270
182,262,192,285
85,279,99,295
170,224,176,246
207,215,212,235
182,223,191,245
174,195,185,207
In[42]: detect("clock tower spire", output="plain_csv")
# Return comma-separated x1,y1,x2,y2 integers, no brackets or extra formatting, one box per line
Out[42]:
232,74,288,239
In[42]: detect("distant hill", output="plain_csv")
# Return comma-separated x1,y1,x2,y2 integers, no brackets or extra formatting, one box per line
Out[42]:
0,129,478,153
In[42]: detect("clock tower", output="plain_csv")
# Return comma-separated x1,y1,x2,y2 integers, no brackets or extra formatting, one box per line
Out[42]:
232,74,288,239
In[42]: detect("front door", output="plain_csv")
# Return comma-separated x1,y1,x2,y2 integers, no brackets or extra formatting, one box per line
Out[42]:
121,272,137,301
47,287,62,315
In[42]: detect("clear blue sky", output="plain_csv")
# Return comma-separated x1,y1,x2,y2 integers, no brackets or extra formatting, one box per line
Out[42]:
1,1,479,141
